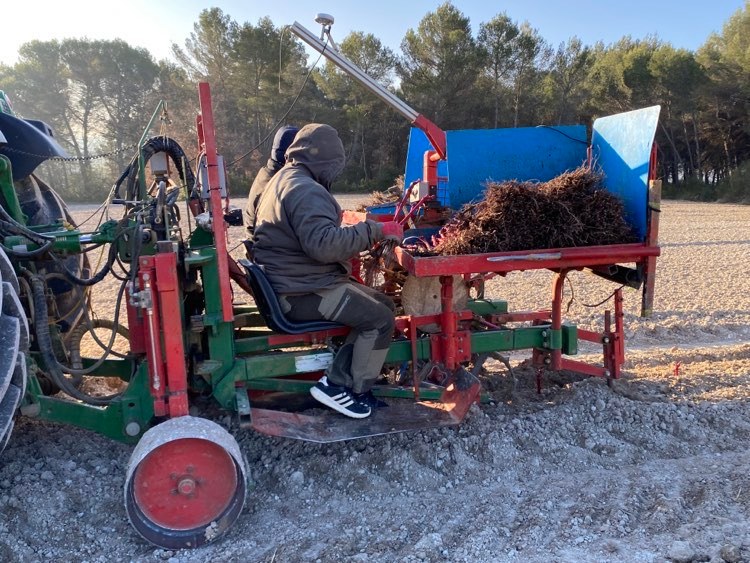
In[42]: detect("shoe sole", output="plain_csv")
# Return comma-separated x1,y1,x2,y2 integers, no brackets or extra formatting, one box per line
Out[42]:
310,386,371,419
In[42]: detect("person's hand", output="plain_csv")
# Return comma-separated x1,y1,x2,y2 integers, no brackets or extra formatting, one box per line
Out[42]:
380,221,403,242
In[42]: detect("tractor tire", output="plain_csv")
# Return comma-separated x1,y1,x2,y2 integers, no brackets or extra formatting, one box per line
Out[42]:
14,174,90,334
0,246,29,454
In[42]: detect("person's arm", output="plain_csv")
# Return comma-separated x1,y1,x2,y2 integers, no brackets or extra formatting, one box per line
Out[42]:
286,186,382,263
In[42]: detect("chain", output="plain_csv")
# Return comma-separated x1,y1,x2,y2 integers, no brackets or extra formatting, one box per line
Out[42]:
2,142,139,162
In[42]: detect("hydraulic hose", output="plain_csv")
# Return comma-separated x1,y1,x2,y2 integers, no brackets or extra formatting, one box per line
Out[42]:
52,239,118,287
117,136,197,202
0,203,54,244
28,274,123,405
69,317,130,367
2,235,53,258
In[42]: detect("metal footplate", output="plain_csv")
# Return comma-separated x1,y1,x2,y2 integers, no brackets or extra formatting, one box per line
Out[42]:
247,375,480,443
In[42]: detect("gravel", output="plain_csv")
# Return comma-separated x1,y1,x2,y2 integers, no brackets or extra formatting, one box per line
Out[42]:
1,200,750,562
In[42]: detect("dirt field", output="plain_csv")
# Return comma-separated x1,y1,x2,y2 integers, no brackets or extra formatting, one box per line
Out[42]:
2,200,750,562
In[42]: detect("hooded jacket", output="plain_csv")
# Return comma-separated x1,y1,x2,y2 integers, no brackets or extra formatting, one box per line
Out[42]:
252,124,384,294
245,125,299,237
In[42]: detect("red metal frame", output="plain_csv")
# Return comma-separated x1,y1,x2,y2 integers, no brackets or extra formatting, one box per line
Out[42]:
138,252,190,418
125,293,147,355
197,83,234,323
395,243,660,278
392,240,659,383
413,115,447,160
550,271,567,371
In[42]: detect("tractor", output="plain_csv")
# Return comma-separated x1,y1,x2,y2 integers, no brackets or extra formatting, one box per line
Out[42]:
0,18,661,549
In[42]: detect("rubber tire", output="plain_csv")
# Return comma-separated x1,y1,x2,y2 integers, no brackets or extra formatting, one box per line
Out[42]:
0,246,29,454
124,416,248,549
14,174,90,334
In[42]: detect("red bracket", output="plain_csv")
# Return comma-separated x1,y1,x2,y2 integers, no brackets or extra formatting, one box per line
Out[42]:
138,252,190,419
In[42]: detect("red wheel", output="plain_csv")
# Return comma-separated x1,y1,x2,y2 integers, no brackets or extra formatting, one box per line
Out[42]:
125,417,246,548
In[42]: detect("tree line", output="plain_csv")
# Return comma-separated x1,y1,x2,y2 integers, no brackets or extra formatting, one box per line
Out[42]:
1,2,748,202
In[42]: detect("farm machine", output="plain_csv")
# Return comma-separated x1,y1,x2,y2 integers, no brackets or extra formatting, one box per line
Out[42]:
0,18,661,549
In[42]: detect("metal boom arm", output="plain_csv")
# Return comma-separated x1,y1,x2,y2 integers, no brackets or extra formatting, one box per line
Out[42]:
290,21,447,160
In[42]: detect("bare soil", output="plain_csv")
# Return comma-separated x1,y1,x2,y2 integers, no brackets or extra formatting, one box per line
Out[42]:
2,200,750,563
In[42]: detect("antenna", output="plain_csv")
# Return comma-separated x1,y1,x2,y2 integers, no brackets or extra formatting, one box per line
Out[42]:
314,13,337,50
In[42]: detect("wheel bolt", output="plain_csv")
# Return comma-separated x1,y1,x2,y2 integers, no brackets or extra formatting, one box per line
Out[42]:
177,477,196,495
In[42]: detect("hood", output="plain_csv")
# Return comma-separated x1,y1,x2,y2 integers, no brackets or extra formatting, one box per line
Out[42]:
285,123,345,190
271,125,299,165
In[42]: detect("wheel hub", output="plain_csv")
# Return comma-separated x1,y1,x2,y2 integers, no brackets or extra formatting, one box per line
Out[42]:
176,476,197,496
124,416,247,548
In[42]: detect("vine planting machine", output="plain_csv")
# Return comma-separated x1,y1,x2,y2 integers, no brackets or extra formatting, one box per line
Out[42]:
0,19,661,549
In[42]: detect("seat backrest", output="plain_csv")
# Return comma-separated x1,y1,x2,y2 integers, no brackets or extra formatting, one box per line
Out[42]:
238,259,343,335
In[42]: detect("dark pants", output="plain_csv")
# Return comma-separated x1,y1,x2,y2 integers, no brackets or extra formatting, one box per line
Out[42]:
280,282,395,394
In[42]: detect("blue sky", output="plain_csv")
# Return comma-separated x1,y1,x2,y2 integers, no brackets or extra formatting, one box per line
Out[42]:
2,0,745,66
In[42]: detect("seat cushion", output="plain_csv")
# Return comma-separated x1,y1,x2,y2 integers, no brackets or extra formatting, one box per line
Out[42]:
238,259,343,334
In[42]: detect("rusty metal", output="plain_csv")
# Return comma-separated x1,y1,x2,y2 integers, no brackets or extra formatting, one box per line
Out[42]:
248,375,478,443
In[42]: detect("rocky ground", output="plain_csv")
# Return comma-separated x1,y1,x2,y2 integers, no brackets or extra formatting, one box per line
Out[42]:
1,200,750,562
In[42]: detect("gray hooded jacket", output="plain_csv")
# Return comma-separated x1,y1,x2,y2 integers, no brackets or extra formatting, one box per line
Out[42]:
252,124,384,294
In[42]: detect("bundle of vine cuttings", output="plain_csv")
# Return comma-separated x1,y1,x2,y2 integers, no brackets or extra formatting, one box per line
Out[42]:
432,166,638,256
355,176,404,212
361,239,405,289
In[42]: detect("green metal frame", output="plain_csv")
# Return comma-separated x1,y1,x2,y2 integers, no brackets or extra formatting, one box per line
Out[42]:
9,108,580,444
23,360,154,444
25,233,578,444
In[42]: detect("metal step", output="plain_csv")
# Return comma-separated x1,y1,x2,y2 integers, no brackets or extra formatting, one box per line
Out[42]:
248,380,480,443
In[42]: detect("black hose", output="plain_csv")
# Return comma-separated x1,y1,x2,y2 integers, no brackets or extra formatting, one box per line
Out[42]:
51,208,134,287
0,215,53,246
2,237,53,258
57,278,128,377
44,272,129,360
28,274,121,405
117,136,197,202
51,239,118,287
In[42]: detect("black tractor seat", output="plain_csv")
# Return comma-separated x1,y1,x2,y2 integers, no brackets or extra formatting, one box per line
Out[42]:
238,259,344,335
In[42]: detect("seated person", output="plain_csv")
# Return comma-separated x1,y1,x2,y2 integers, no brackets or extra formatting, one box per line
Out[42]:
252,123,403,419
244,125,299,251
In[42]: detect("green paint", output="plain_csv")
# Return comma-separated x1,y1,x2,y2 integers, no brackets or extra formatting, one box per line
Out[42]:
467,299,508,315
30,365,154,444
0,156,25,223
561,323,578,355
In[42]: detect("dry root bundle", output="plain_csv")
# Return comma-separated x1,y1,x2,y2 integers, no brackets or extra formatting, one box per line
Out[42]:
361,240,406,289
355,176,404,212
433,167,637,255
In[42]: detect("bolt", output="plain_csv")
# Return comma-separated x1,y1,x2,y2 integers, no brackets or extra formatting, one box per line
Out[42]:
124,422,141,437
603,337,610,344
177,477,196,495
